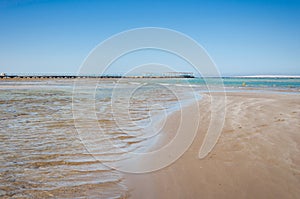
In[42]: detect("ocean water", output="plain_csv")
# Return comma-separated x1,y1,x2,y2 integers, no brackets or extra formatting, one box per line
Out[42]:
204,77,300,89
0,77,299,198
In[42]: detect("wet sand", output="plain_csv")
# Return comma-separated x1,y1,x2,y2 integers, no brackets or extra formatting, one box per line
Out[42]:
127,92,300,199
1,79,299,198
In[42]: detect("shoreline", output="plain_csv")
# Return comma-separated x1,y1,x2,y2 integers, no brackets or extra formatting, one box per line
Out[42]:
126,91,300,199
1,78,300,94
1,79,300,198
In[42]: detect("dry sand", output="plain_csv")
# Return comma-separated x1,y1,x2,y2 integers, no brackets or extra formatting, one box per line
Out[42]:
127,92,300,199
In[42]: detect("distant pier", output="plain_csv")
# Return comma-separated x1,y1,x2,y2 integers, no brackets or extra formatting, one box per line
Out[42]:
0,75,122,79
0,72,195,79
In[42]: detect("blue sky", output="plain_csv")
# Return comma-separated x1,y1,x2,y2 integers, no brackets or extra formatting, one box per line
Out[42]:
0,0,299,75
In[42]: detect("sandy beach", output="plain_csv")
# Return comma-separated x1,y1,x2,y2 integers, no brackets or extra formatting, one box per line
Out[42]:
2,0,300,197
127,92,300,199
1,79,300,198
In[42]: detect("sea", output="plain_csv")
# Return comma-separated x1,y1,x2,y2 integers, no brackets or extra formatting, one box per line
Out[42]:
0,77,299,198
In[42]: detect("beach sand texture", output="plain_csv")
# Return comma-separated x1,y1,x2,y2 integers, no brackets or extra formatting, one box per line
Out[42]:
1,79,299,198
128,92,300,199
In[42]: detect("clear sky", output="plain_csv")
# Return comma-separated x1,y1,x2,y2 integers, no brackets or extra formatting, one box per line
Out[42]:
0,0,299,75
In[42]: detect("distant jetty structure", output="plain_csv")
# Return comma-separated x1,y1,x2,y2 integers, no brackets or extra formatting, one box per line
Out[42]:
0,72,195,79
140,72,195,78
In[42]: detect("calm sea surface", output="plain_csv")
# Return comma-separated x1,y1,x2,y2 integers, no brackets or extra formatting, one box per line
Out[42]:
0,77,299,198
